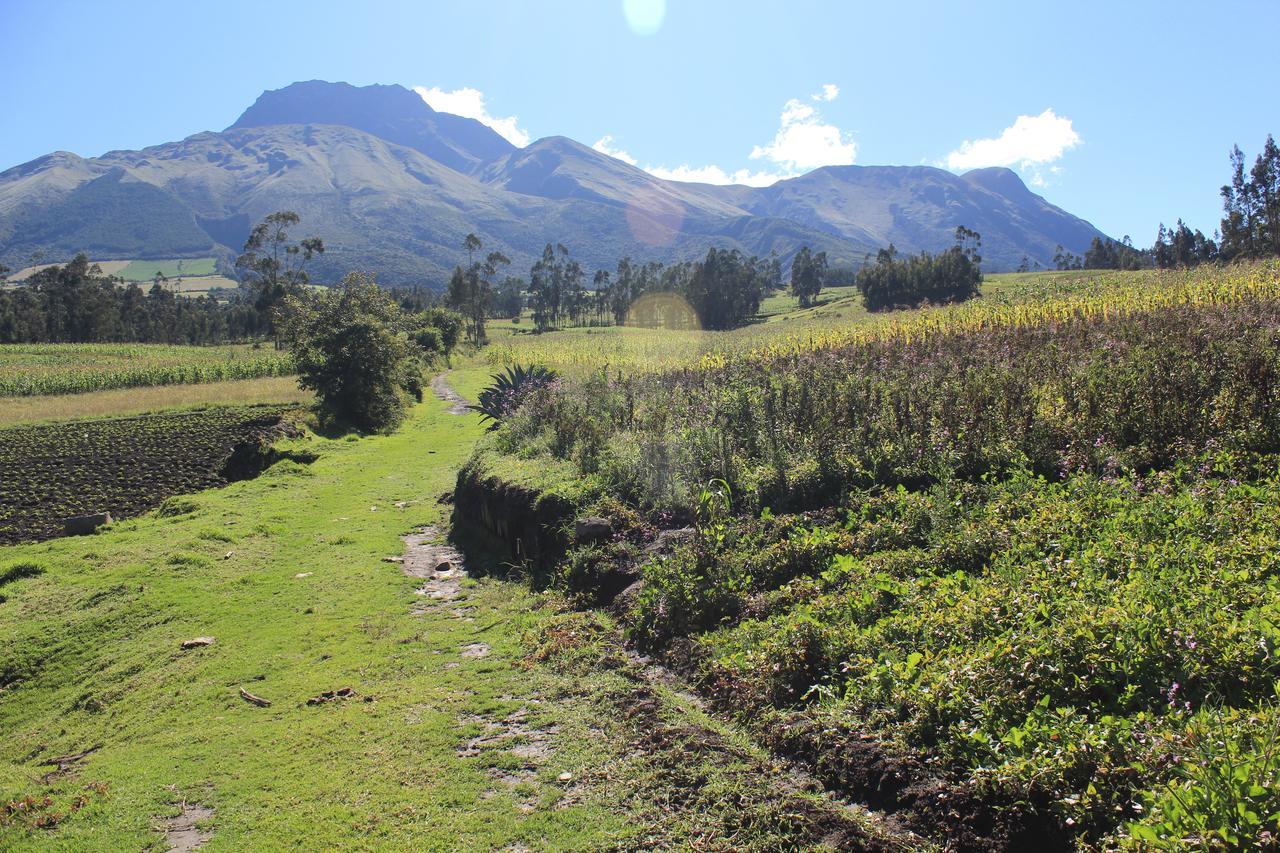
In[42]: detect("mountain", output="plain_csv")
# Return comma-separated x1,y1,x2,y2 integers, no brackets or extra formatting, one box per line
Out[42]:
229,80,513,175
0,81,1108,283
714,164,1104,271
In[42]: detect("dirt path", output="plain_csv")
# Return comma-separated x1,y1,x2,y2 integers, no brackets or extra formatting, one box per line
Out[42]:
401,525,468,607
163,802,214,851
430,372,471,415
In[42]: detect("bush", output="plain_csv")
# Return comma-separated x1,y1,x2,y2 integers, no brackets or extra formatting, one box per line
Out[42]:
414,307,464,355
281,273,422,433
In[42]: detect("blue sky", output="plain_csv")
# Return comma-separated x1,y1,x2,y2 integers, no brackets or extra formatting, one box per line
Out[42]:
2,0,1276,243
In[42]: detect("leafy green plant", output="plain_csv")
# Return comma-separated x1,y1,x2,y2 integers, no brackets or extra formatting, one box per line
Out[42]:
474,364,558,428
696,478,732,527
1131,705,1280,848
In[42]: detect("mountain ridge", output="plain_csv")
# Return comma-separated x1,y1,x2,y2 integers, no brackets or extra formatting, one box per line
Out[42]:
0,81,1108,283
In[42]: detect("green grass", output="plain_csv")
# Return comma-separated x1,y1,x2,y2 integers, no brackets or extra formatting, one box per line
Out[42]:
0,372,629,848
0,365,886,849
115,258,217,281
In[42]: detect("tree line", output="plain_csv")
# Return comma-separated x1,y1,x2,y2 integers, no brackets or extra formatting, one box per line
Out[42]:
855,227,983,311
0,255,267,344
0,211,460,352
444,235,787,339
1054,134,1279,272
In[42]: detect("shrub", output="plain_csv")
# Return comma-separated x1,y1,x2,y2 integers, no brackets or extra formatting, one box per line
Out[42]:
281,273,423,433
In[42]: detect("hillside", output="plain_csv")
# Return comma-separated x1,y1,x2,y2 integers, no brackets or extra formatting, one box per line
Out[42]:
0,81,1110,283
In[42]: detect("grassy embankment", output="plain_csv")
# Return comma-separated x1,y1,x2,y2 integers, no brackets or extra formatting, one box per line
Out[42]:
0,362,897,850
466,262,1280,848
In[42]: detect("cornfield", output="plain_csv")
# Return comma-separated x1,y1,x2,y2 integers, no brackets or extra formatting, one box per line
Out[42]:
0,343,295,397
484,262,1280,375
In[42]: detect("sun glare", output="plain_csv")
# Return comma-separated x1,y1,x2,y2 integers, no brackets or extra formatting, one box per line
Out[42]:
622,0,666,36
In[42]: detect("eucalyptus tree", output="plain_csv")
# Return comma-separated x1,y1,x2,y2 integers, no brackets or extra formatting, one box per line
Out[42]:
235,210,324,340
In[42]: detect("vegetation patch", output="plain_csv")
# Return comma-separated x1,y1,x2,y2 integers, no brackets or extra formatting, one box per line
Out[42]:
467,262,1280,847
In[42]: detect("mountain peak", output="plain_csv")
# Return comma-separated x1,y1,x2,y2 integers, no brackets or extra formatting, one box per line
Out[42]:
228,80,514,174
961,166,1034,200
229,81,432,130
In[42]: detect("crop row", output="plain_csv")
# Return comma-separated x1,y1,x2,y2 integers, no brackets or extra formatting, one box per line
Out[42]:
0,406,293,544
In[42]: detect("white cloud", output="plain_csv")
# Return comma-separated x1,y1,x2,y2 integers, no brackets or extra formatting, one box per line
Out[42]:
590,85,856,187
592,135,638,166
944,109,1080,172
414,85,530,147
591,135,783,186
748,87,856,172
644,163,782,187
814,83,839,102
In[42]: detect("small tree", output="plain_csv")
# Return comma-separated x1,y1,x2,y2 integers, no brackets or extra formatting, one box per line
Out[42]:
790,246,827,308
446,233,508,343
236,211,324,340
280,272,419,433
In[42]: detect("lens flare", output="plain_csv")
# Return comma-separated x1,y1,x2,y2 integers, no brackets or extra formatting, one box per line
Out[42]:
622,0,665,36
625,292,701,331
624,186,684,248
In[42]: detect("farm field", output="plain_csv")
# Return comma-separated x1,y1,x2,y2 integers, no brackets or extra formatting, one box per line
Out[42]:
0,343,294,397
2,260,132,282
115,258,218,281
0,376,313,427
0,405,298,545
2,258,237,299
465,260,1280,847
482,265,1257,376
4,258,218,283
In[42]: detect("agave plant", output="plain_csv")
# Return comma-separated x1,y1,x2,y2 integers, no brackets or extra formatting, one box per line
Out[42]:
473,364,558,427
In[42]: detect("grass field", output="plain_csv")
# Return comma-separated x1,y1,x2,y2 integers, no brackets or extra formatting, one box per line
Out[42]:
0,367,891,850
115,258,217,281
0,344,294,397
